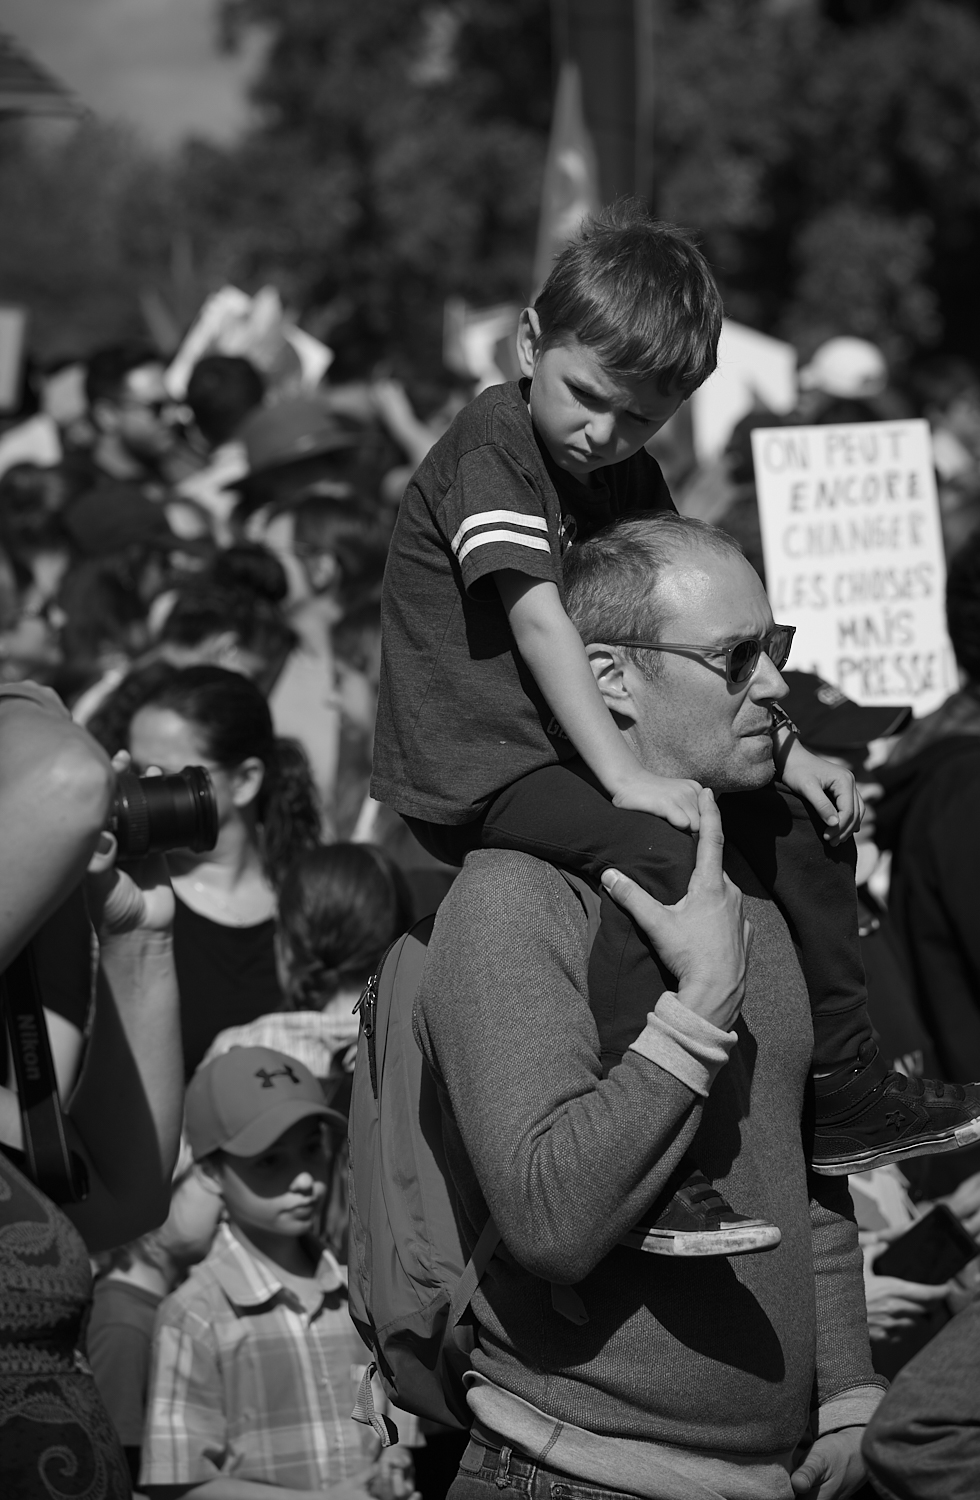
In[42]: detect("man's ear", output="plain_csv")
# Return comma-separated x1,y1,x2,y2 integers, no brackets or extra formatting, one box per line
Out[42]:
231,756,265,810
587,644,639,725
516,307,542,379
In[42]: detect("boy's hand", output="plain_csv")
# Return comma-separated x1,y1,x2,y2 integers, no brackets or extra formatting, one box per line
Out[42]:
611,769,704,831
778,737,864,844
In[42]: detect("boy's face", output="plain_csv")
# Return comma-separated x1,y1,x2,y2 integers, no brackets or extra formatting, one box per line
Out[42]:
212,1117,332,1241
517,309,685,477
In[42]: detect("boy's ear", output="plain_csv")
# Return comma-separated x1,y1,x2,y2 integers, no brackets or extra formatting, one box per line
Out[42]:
196,1155,226,1196
516,307,542,380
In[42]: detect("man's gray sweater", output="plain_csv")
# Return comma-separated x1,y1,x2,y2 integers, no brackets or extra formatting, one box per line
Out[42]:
415,850,881,1492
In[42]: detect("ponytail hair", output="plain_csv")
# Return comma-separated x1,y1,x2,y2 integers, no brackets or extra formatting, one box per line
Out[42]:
137,665,321,888
278,843,411,1009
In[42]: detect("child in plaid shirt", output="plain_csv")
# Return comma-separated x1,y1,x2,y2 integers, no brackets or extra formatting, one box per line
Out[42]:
141,1048,412,1499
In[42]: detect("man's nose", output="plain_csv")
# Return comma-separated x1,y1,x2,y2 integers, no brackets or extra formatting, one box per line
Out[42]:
751,651,789,700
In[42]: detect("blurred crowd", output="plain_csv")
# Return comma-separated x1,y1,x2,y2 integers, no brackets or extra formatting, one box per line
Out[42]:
4,320,980,1498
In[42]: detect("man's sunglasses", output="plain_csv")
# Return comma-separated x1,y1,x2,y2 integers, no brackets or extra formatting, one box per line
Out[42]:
606,623,796,685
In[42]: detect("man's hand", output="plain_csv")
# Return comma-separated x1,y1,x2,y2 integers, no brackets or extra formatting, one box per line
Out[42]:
601,787,751,1032
778,738,864,844
791,1429,866,1498
611,769,704,831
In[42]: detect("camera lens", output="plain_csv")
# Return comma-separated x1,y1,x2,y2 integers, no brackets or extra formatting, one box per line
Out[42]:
110,766,219,857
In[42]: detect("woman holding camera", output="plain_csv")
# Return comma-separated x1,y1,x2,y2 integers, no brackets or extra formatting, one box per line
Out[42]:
125,665,321,1076
0,681,183,1498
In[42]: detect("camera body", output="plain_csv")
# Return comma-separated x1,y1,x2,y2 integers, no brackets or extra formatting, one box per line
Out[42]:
109,766,218,857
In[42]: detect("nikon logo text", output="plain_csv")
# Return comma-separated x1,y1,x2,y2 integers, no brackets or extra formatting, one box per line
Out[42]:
17,1015,41,1082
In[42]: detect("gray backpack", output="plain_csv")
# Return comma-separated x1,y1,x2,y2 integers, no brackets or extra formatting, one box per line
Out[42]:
347,874,600,1441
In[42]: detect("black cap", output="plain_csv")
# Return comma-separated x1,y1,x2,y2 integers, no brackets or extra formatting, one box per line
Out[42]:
781,671,912,750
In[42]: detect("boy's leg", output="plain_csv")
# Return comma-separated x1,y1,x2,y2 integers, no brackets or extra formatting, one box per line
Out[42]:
483,762,781,1256
485,761,695,1069
722,784,980,1175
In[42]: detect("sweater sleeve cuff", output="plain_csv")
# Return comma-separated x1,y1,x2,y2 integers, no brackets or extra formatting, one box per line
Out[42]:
815,1383,888,1437
628,992,737,1097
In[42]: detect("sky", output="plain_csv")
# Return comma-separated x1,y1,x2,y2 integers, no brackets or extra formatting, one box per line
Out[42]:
0,0,263,149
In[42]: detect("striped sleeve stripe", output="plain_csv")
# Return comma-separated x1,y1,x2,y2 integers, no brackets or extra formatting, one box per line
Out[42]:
451,509,548,555
456,529,552,565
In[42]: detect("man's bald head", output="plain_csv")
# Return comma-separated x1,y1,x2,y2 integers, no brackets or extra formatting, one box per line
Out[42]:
563,513,746,671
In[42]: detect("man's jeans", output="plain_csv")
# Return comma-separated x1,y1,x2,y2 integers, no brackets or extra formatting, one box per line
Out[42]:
448,1435,644,1500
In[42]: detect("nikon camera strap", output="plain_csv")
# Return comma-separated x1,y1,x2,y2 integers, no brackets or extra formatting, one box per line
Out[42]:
0,943,89,1204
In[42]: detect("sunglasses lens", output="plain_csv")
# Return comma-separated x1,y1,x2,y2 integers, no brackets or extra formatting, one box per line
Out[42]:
729,640,759,683
769,628,793,670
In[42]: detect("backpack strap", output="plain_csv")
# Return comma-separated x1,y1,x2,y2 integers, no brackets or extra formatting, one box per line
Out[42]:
449,1216,501,1330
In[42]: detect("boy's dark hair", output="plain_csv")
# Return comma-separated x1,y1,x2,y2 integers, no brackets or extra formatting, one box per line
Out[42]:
186,356,266,446
533,201,722,396
85,344,161,409
947,525,980,682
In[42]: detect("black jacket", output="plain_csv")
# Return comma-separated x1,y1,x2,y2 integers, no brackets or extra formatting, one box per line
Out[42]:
877,735,980,1082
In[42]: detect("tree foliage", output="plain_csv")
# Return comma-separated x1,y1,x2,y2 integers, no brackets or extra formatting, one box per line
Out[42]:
5,0,980,382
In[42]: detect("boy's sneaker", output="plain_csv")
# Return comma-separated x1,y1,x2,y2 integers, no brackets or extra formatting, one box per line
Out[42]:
620,1167,782,1257
813,1040,980,1175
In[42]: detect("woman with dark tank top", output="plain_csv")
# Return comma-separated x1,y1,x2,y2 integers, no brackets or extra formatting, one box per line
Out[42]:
126,665,321,1077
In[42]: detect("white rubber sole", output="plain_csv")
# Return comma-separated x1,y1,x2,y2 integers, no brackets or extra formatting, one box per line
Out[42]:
620,1221,782,1257
813,1117,980,1177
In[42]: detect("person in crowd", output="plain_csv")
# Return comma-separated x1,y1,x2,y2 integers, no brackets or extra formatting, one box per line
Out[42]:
861,1291,980,1499
0,462,70,681
203,842,412,1264
413,514,885,1499
69,344,180,495
56,482,213,694
0,680,183,1497
232,394,362,533
329,598,456,919
374,204,976,1255
876,523,980,1084
140,1047,413,1500
87,1145,223,1490
179,355,267,543
203,842,410,1084
126,665,322,1077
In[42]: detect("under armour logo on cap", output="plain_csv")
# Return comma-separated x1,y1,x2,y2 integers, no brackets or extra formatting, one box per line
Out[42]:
254,1065,301,1089
184,1046,346,1159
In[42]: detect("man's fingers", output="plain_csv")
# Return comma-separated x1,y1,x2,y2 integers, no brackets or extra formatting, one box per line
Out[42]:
600,868,664,926
692,788,724,880
790,1453,827,1495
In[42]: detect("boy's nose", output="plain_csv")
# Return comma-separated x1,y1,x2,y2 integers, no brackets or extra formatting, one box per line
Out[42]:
585,412,617,450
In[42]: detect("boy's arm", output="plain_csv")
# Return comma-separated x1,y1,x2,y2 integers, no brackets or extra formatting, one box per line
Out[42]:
773,718,864,843
495,570,702,830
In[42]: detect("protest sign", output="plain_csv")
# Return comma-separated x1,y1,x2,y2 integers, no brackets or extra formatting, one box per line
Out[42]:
752,419,956,716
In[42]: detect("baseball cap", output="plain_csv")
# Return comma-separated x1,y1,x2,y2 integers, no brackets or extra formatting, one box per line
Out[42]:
185,1046,347,1159
781,671,912,751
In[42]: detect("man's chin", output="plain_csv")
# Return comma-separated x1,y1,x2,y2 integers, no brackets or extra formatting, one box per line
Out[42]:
711,745,776,795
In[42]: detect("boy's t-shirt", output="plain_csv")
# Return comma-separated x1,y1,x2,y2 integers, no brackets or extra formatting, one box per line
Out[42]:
372,379,675,825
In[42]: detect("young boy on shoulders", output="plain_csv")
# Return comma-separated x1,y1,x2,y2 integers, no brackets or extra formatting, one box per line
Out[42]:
140,1047,411,1500
373,202,980,1257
